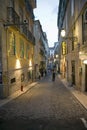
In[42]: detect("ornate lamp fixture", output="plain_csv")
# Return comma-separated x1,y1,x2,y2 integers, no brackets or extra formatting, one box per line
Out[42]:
61,28,78,42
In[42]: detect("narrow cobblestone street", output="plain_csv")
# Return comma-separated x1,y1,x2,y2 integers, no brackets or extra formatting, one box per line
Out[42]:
0,74,87,130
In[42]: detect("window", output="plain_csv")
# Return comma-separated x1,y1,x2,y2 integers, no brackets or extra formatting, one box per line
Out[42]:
71,60,75,85
9,31,16,55
9,0,14,8
0,72,2,84
84,9,87,23
82,9,87,44
26,44,29,59
19,6,23,23
71,0,75,16
72,28,75,50
20,39,24,58
11,78,16,83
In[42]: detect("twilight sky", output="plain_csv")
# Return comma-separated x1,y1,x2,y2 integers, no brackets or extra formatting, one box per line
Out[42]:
34,0,59,47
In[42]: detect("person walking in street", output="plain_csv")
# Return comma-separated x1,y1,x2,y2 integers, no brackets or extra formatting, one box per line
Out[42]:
52,69,56,81
38,71,41,80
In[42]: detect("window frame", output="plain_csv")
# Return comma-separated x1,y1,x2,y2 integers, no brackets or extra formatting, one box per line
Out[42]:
20,38,24,58
9,31,16,56
82,8,87,44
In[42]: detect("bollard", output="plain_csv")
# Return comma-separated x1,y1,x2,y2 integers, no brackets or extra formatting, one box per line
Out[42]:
21,85,23,91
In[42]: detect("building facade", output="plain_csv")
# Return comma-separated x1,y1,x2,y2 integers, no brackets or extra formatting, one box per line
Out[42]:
48,47,54,70
54,42,60,73
34,20,49,78
0,0,36,98
58,0,87,92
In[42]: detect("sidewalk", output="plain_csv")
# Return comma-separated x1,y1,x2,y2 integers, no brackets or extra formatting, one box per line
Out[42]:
58,75,87,110
0,82,38,107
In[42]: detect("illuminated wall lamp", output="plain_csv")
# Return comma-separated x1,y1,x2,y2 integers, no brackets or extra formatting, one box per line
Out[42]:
61,29,78,42
83,60,87,64
61,29,66,37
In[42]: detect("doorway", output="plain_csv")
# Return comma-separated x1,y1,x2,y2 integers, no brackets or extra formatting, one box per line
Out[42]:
85,65,87,91
71,61,75,85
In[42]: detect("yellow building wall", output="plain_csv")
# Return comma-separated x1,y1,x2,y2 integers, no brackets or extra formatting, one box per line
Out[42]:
7,28,29,70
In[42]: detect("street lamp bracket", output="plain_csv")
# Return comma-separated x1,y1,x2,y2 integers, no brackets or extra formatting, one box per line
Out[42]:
63,36,78,42
61,28,78,42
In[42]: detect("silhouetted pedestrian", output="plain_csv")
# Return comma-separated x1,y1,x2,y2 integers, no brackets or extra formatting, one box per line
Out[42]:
52,69,56,81
38,71,41,80
45,69,47,76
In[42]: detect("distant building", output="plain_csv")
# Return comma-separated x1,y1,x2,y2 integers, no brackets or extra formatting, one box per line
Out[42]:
48,47,54,70
54,42,60,72
49,47,54,57
34,20,49,78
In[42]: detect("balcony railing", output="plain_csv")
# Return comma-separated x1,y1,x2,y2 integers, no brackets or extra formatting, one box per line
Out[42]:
22,25,27,36
40,49,44,56
25,0,34,19
7,7,20,29
20,26,35,45
7,7,35,45
27,30,35,45
29,0,36,8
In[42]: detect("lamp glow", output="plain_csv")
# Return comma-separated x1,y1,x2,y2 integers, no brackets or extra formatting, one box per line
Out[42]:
83,60,87,64
29,60,32,70
16,59,21,68
56,55,58,58
61,29,66,37
29,60,32,67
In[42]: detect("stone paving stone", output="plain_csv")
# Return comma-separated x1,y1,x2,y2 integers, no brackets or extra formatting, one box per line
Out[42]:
0,75,87,130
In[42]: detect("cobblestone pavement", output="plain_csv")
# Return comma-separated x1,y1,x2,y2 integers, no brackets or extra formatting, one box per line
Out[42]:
0,75,87,130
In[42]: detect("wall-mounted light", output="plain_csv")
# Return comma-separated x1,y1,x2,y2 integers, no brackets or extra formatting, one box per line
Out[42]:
61,29,66,37
56,54,58,58
29,59,32,70
16,59,21,69
83,60,87,64
61,28,78,42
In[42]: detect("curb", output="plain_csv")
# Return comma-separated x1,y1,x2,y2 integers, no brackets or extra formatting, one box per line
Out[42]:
58,75,87,110
0,82,38,107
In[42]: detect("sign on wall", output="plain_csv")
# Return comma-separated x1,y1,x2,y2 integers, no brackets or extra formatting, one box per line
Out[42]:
62,42,66,55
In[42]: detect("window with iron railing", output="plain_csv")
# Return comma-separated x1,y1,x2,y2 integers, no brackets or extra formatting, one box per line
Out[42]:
71,0,75,16
82,9,87,44
19,6,23,23
25,0,34,19
72,28,75,51
20,39,24,58
7,7,20,29
26,44,29,59
9,0,15,8
9,31,16,56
